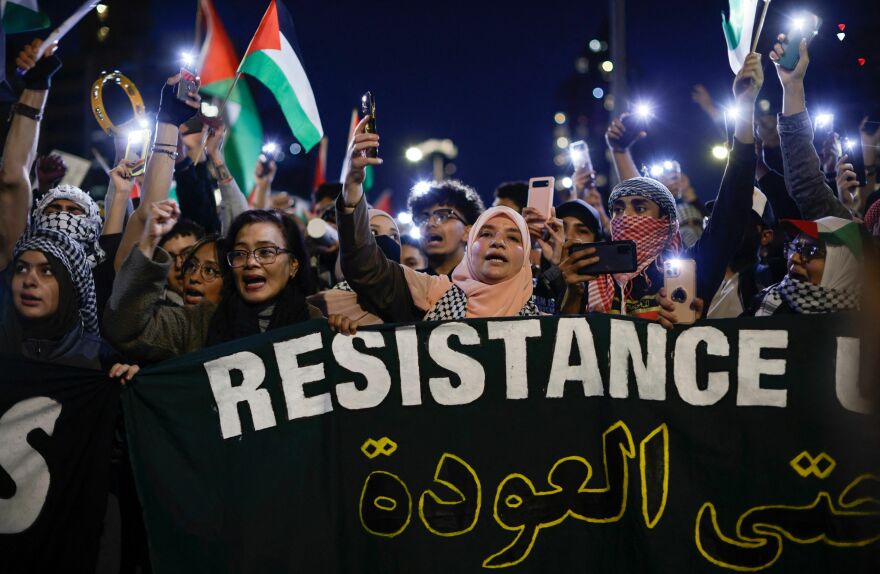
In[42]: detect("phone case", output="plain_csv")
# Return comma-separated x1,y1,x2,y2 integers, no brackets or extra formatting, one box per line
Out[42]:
177,68,198,101
361,92,377,157
527,177,555,220
663,259,697,324
778,15,822,71
570,240,637,275
846,137,867,187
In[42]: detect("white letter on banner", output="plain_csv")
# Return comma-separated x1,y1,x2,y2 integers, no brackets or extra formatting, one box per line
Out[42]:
674,327,730,406
0,397,61,534
609,320,667,400
395,326,422,406
487,320,541,399
835,337,870,414
737,330,788,407
274,332,332,420
427,322,485,405
333,331,392,410
547,318,604,398
205,351,276,439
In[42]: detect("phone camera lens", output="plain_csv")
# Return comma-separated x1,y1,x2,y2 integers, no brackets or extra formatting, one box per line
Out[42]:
671,287,688,303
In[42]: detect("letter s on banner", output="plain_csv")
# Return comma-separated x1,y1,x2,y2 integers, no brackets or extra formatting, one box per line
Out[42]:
428,322,486,406
334,331,392,410
674,327,730,406
205,351,276,439
0,397,62,534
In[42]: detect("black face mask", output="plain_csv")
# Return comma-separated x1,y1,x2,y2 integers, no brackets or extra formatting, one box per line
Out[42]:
375,234,401,263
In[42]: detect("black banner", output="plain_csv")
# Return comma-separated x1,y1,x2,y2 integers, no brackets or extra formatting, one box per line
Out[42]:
122,314,880,572
0,357,119,574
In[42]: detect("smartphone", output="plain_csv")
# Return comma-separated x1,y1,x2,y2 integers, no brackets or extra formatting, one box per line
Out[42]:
778,13,821,71
619,113,649,148
526,177,555,220
844,136,867,188
361,91,377,158
569,240,637,275
569,140,593,172
177,67,199,102
663,259,697,324
125,129,150,176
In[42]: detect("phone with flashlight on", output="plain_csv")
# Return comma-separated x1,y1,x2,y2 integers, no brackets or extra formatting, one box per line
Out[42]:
663,258,697,324
260,142,282,172
361,91,377,158
618,104,652,148
569,140,593,172
844,136,867,188
777,13,821,71
124,128,150,176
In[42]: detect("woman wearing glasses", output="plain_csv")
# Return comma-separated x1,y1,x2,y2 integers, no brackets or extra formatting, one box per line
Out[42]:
104,201,322,363
180,236,223,306
749,217,862,316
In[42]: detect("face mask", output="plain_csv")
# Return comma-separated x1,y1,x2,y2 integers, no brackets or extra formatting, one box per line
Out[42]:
34,211,105,268
375,235,401,263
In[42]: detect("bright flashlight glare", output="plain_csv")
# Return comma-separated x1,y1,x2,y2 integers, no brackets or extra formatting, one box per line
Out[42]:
815,113,833,128
137,117,149,128
405,147,423,162
180,52,194,67
634,103,652,119
712,145,729,160
408,227,422,240
397,212,413,225
792,17,805,31
649,164,663,177
262,142,278,154
725,104,740,120
667,259,682,270
127,129,148,143
662,160,674,170
413,181,432,195
562,176,573,188
845,138,855,151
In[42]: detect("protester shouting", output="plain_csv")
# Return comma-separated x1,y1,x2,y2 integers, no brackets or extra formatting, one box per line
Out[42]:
748,217,862,316
333,118,539,328
558,52,763,325
104,201,321,363
180,235,224,306
408,180,485,278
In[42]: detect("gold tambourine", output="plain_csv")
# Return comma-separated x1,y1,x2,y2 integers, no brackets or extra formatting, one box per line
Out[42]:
90,71,147,136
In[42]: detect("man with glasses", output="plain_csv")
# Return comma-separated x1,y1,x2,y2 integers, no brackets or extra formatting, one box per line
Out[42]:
156,220,204,306
407,180,485,277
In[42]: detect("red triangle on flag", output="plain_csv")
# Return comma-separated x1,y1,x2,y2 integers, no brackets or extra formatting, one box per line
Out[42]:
197,0,239,84
244,0,281,58
372,189,393,215
313,136,328,191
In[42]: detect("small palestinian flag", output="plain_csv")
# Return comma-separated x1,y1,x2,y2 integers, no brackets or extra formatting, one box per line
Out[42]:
240,0,323,152
721,0,758,74
782,216,863,257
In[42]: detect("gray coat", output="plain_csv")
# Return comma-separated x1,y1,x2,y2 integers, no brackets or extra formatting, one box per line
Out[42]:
104,247,322,364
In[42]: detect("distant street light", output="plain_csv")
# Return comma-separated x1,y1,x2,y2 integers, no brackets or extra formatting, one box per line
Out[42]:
405,147,423,162
404,139,458,181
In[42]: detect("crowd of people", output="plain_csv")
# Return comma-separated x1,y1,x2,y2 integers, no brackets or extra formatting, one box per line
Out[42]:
1,26,879,573
2,36,877,370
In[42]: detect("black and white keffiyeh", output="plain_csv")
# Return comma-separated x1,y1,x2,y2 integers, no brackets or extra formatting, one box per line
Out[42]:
755,275,859,316
32,185,105,268
13,228,100,334
423,284,540,321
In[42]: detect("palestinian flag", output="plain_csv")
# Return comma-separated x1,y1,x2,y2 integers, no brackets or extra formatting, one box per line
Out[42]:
197,0,263,194
782,217,863,257
240,0,323,152
721,0,758,74
313,136,327,191
2,0,49,34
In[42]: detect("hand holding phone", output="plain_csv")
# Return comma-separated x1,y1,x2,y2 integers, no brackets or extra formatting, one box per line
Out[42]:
361,91,377,158
177,67,199,103
843,136,867,187
662,259,697,325
607,113,648,152
569,140,593,172
527,177,554,221
569,240,637,275
774,13,821,72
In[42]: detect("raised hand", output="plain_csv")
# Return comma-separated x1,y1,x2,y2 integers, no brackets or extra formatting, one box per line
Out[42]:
341,116,383,207
835,154,860,208
606,114,645,153
733,52,764,104
769,34,809,88
109,160,136,197
139,199,181,258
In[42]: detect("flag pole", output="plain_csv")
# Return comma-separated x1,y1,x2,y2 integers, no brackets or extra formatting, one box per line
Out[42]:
750,0,771,53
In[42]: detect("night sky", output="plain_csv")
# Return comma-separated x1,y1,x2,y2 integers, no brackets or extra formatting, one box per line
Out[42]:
15,0,880,210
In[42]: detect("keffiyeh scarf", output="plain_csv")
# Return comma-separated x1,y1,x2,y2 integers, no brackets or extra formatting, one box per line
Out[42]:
32,185,105,268
13,228,100,334
755,275,859,316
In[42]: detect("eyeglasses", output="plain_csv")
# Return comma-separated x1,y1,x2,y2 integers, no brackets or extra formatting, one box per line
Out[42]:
226,246,290,268
786,240,825,262
167,249,192,268
414,208,463,227
182,259,222,282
